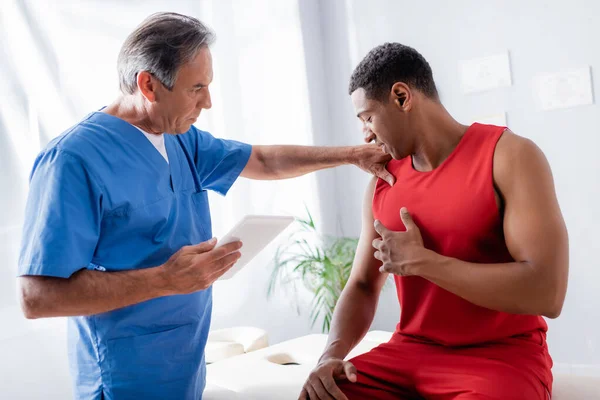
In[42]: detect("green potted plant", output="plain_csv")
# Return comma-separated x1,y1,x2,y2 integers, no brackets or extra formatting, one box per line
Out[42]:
267,207,359,333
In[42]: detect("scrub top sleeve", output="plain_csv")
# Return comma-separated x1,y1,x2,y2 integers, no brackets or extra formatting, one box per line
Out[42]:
18,149,103,278
193,127,252,196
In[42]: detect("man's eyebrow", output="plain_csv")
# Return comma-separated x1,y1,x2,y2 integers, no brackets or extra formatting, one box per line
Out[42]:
356,109,370,119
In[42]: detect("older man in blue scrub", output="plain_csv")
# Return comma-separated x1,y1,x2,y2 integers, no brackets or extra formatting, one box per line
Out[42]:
16,12,393,400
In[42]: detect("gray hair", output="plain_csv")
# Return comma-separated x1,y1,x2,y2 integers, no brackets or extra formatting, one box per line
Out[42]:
117,12,215,94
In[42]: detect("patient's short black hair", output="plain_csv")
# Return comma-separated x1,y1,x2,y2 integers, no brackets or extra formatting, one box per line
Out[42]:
349,43,438,101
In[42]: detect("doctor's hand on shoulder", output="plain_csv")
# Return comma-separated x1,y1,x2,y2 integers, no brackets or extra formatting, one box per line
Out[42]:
159,238,242,294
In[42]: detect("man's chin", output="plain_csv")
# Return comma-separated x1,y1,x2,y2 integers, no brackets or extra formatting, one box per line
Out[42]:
389,149,405,160
382,146,395,159
168,123,194,135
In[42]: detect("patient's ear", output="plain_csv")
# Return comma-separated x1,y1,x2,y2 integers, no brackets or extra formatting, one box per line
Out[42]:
390,82,411,111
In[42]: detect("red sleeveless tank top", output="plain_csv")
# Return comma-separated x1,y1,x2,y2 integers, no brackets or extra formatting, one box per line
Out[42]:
373,123,548,346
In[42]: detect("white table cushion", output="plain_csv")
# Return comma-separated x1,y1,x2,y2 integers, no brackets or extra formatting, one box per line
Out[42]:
205,341,245,364
208,326,269,353
206,326,269,363
203,383,246,400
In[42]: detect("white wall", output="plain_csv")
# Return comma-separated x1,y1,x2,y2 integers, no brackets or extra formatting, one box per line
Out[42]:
0,308,71,399
200,0,325,345
314,0,600,373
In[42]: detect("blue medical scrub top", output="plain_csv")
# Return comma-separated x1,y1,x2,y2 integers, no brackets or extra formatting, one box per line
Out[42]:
18,111,252,399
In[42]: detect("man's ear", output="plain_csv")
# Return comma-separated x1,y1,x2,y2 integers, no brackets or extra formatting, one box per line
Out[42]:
137,71,158,102
391,82,411,111
397,93,407,106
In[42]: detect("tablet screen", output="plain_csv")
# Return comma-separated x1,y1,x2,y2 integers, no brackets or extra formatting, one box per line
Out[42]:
216,215,294,280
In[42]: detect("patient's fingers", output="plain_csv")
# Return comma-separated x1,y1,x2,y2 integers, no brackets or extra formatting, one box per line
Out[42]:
372,238,383,250
311,379,335,400
320,375,348,400
298,387,309,400
305,384,319,399
342,362,357,383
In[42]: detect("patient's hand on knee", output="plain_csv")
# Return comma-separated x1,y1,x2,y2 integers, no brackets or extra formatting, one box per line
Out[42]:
298,358,357,400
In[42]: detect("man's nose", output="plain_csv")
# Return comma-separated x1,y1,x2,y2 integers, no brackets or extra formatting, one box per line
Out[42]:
363,128,375,143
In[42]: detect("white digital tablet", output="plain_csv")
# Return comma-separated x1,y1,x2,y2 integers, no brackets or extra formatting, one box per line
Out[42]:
216,215,295,280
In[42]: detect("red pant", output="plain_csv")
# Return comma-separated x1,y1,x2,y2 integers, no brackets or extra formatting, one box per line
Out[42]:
338,332,551,400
